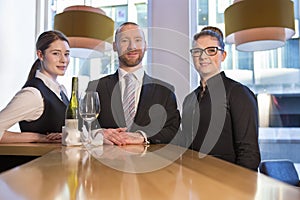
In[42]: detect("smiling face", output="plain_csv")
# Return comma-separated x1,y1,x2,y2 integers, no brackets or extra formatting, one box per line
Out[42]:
192,35,226,82
37,39,70,80
113,24,146,72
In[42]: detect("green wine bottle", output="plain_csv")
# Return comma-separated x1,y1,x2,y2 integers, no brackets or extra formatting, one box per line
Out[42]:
66,77,79,120
63,77,81,146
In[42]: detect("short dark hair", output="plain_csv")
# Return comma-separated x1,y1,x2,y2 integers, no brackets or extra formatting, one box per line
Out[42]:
114,22,144,42
193,26,225,49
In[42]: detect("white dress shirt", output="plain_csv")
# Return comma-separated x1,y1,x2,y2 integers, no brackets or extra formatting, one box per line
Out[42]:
117,67,149,144
118,67,144,110
0,70,67,138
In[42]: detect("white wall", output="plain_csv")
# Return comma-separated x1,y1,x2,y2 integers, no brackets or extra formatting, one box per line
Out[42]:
0,0,36,130
148,0,192,110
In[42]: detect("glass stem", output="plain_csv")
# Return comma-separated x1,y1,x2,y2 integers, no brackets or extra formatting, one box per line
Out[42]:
87,121,92,144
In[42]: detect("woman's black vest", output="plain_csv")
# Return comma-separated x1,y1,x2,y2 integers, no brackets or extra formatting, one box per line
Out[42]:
19,78,67,134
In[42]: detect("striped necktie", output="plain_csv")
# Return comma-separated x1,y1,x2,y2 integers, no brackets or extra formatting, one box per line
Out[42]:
123,73,136,129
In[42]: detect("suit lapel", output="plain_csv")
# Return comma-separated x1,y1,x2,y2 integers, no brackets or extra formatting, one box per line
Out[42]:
106,72,126,127
104,72,157,129
134,74,155,125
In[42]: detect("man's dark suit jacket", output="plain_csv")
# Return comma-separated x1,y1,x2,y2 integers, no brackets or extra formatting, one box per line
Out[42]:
88,71,181,144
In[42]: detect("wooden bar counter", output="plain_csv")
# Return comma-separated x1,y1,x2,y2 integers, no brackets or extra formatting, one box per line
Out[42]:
0,143,299,200
0,143,61,156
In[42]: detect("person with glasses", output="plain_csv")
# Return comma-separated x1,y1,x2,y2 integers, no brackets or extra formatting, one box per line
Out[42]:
181,26,261,170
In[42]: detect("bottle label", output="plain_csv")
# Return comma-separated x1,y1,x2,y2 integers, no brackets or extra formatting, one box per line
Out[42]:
65,119,78,129
62,119,81,146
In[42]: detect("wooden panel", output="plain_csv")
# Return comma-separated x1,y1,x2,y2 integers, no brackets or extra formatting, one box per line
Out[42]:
0,143,61,156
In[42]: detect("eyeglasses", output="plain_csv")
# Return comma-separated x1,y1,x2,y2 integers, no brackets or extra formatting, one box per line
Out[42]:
190,47,224,57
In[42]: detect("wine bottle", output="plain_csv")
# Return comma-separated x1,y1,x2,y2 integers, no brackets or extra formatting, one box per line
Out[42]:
62,77,81,146
66,77,79,120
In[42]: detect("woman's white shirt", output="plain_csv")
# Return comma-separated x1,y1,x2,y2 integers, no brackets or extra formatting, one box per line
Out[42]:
0,71,67,138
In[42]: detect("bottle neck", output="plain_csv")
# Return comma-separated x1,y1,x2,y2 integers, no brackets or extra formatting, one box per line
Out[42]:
66,77,79,119
71,77,78,95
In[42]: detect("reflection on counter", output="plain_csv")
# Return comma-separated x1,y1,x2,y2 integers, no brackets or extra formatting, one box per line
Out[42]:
0,144,299,200
86,144,186,173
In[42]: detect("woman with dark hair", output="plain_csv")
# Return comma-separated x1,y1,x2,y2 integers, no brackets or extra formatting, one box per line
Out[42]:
0,30,70,143
181,26,261,170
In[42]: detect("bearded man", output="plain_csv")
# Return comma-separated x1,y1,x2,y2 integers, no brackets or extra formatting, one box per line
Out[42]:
88,22,180,145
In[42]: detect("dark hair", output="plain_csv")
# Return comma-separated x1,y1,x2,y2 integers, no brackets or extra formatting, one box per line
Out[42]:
114,22,144,42
193,26,225,50
27,30,69,81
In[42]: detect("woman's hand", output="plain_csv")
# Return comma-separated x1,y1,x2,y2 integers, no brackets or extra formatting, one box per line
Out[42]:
37,133,62,143
0,131,62,143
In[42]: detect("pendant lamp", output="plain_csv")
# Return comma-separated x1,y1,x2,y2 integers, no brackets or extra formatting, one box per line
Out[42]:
54,5,114,58
224,0,295,52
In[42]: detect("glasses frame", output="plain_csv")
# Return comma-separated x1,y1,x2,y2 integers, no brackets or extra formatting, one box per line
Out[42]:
190,46,224,57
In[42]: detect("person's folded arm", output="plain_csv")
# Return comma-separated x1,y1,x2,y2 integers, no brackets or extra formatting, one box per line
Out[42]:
0,131,61,143
146,91,181,144
230,85,261,170
0,87,44,143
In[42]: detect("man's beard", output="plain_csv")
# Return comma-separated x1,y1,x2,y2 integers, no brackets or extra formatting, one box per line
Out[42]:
118,50,145,67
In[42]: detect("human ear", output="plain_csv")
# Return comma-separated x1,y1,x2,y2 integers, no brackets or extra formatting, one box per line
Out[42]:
37,50,44,61
113,42,117,52
221,51,227,62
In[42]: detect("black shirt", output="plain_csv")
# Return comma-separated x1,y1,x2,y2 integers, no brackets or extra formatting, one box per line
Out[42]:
181,72,261,170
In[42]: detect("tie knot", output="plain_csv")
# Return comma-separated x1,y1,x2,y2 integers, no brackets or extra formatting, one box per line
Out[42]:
124,73,135,81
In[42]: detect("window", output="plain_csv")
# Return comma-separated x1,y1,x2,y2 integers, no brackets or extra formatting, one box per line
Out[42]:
102,5,128,29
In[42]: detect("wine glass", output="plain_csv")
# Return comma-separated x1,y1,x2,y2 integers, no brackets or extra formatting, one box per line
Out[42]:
79,91,100,146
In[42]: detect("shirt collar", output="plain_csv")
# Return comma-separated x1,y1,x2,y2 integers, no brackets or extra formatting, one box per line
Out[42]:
35,70,61,95
118,67,144,84
201,71,225,87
